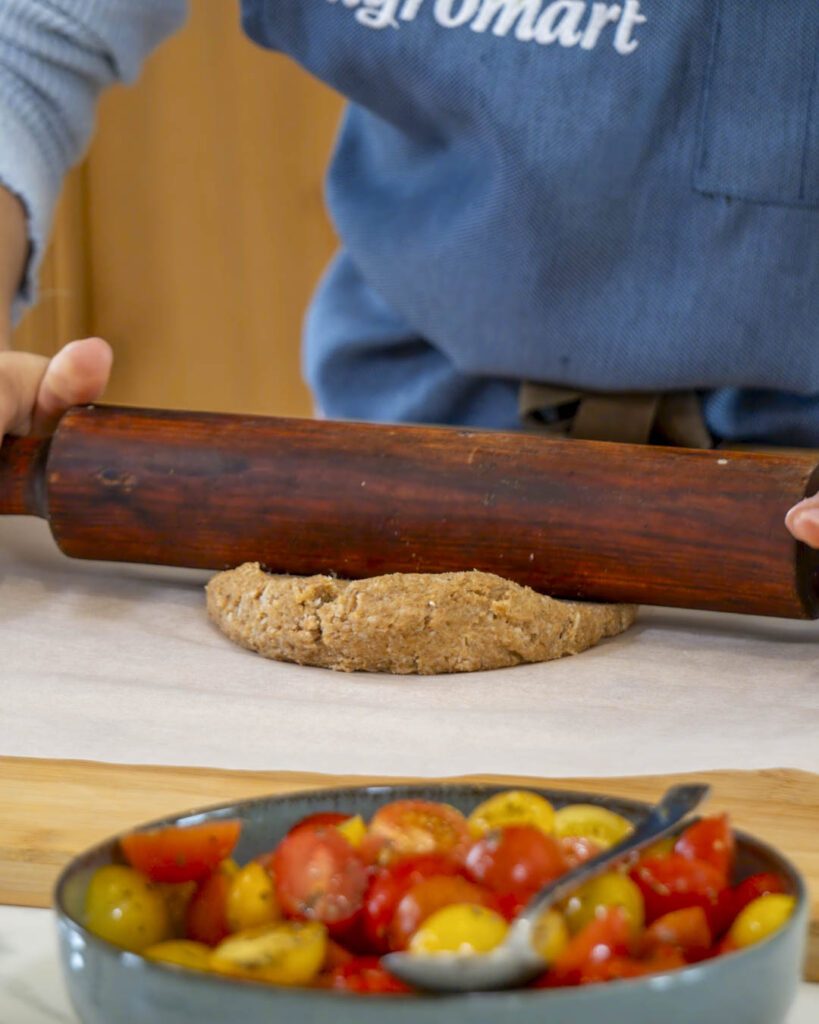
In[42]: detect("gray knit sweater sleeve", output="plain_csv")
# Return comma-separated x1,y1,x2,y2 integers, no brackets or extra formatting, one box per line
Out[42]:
0,0,188,321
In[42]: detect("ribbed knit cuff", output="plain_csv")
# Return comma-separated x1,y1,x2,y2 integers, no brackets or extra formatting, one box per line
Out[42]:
0,103,61,324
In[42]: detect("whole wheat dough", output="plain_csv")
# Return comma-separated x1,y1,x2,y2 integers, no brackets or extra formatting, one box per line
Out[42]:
206,563,637,675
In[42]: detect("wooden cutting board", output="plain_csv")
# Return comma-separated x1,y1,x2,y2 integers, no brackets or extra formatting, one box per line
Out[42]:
1,757,816,979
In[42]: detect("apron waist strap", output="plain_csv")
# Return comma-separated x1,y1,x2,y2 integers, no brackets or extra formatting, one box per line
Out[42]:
518,383,713,449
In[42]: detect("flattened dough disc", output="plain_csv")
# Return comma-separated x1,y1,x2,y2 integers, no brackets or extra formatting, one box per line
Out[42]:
206,564,637,675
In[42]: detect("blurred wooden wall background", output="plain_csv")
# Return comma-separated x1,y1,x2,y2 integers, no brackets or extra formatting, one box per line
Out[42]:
12,1,342,418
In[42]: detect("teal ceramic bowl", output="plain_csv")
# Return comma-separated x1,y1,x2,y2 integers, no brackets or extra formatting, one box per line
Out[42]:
54,784,807,1024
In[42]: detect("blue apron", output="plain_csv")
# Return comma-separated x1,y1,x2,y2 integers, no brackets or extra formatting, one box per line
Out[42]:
241,1,819,444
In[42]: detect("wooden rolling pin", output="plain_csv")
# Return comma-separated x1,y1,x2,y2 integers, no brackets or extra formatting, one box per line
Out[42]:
1,404,817,618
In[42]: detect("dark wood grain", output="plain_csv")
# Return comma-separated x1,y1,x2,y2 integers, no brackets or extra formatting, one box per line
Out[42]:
0,435,49,517
17,404,813,619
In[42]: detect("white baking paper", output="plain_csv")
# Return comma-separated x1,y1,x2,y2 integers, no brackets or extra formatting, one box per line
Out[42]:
1,517,817,777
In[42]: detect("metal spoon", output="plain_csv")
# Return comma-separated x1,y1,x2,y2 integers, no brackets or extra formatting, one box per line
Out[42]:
382,783,709,993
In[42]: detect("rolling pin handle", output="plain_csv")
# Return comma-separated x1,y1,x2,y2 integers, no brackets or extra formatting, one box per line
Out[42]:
0,435,50,518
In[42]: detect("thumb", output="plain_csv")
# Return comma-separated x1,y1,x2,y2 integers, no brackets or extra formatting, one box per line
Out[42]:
785,495,819,549
31,337,113,436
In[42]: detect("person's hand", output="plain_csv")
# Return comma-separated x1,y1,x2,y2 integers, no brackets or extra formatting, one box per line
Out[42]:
0,185,112,443
0,336,113,441
785,496,819,550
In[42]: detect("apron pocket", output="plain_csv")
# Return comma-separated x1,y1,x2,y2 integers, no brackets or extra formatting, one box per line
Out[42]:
694,1,819,207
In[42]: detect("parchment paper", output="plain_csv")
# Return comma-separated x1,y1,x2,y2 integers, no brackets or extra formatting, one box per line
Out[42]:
1,517,817,777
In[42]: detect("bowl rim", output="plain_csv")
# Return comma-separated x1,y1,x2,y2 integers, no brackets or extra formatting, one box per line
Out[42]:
53,781,808,1005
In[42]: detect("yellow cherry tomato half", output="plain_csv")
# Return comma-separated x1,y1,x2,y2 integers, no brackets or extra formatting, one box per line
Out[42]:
226,861,281,933
467,790,555,838
210,921,328,986
219,858,240,879
85,865,171,953
532,908,570,962
144,940,213,971
552,805,634,848
409,903,509,955
641,837,676,860
728,894,796,949
336,814,367,849
563,871,645,934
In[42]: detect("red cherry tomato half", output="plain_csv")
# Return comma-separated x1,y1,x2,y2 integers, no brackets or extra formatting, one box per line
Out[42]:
272,824,369,930
288,812,349,833
366,800,470,865
185,871,231,946
120,820,241,884
730,872,787,918
465,825,567,904
362,854,462,953
712,871,788,938
643,906,713,961
674,815,735,884
323,939,355,971
630,854,726,928
581,946,687,984
330,957,412,994
715,933,739,957
536,907,633,987
389,875,500,951
494,892,529,922
252,814,350,879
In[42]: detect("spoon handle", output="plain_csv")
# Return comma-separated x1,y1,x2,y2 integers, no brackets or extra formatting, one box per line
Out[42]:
519,784,710,928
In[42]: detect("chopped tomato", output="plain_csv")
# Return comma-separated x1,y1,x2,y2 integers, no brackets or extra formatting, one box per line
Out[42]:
272,824,369,933
362,854,462,952
552,804,633,848
640,945,689,974
564,872,645,935
323,938,355,971
120,820,241,884
580,946,687,983
409,903,508,955
225,861,280,932
494,892,529,921
715,933,739,957
559,834,603,869
467,790,555,838
365,800,470,865
719,872,787,934
728,894,796,949
536,907,633,987
211,921,327,986
84,865,171,953
389,875,500,951
185,871,231,946
674,815,734,884
642,906,712,961
288,812,349,833
465,825,567,904
630,853,726,928
329,957,412,994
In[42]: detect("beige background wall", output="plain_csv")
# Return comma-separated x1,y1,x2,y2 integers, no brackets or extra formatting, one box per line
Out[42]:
13,1,342,419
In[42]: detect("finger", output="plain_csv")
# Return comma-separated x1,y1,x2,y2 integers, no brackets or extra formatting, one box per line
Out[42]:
30,337,113,436
0,350,50,439
785,495,819,549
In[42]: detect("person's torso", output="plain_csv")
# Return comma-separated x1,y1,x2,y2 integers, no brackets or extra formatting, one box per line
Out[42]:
241,1,819,440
